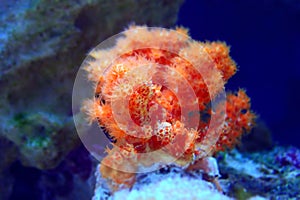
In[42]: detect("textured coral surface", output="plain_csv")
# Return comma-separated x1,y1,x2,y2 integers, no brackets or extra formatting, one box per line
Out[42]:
93,146,300,199
83,26,255,190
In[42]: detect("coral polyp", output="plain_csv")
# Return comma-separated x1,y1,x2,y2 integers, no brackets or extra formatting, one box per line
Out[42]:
82,25,255,191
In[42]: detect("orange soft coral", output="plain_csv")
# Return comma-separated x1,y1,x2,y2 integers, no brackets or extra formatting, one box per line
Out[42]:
82,25,255,191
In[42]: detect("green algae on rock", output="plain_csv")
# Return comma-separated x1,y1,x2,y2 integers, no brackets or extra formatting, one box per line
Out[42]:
4,112,77,169
0,1,184,199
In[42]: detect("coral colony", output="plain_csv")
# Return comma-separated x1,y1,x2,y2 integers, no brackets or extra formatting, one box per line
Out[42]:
82,26,255,192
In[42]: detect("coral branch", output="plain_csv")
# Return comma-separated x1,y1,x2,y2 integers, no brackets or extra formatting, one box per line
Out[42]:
82,26,255,191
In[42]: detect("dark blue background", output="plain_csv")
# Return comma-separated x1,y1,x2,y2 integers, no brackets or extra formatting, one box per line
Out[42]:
177,0,300,147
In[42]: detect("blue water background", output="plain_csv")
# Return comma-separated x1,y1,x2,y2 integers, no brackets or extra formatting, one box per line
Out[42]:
178,0,300,147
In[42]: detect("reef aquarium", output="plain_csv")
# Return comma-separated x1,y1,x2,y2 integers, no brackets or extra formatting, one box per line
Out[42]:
0,0,299,200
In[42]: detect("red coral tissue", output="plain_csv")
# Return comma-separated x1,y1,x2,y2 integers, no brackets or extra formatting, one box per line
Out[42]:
82,25,256,191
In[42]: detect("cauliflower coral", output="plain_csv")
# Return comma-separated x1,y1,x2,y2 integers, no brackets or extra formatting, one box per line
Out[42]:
82,25,255,191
